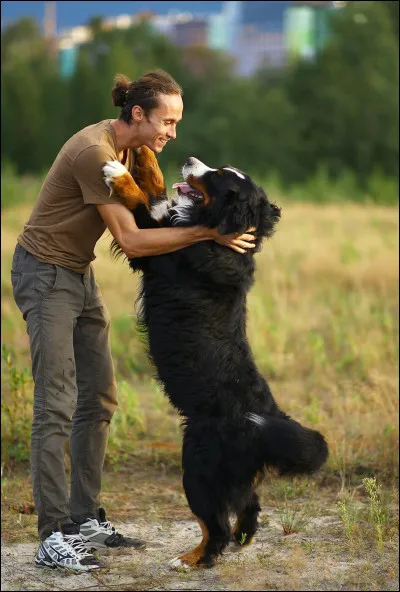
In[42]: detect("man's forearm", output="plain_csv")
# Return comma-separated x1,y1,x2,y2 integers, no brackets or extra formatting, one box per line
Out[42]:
120,226,217,259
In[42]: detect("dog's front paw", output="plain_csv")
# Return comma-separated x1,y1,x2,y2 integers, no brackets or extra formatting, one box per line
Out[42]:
102,160,149,210
103,160,129,190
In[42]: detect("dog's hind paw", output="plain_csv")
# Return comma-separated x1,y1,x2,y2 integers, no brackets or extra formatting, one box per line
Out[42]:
169,557,191,570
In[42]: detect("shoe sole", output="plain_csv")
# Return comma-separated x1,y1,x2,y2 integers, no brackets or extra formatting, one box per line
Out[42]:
35,559,98,572
85,541,147,552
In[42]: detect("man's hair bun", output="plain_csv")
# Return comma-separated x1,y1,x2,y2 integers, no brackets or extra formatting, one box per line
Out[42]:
111,74,131,108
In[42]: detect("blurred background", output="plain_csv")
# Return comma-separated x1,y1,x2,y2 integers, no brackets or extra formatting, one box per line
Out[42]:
1,0,399,201
1,2,399,493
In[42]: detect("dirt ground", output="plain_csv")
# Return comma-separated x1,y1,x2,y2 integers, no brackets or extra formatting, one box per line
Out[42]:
1,457,398,591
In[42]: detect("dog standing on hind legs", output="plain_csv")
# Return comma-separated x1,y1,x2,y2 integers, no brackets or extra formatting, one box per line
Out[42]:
103,149,329,569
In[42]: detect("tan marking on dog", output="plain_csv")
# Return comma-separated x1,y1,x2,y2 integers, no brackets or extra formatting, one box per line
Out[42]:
108,173,149,211
186,174,211,206
135,145,166,198
175,516,209,567
232,518,255,547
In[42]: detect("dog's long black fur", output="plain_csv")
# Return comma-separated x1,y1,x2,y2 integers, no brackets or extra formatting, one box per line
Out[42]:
109,159,328,567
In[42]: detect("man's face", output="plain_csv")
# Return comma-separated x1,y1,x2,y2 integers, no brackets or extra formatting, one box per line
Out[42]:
136,93,183,154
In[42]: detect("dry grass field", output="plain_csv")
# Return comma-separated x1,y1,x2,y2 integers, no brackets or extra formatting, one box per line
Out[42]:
1,183,398,590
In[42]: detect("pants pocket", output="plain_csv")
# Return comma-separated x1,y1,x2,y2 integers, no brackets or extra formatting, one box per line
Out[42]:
35,264,59,298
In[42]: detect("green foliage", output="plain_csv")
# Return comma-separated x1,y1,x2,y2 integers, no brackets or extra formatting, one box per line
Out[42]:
1,5,398,201
338,495,361,552
363,477,390,554
1,162,44,209
107,379,147,469
338,477,393,557
276,495,312,535
286,2,399,189
110,314,153,379
1,344,33,464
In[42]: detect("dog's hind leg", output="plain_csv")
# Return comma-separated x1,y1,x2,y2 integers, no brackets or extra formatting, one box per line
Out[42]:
170,472,231,569
232,488,261,546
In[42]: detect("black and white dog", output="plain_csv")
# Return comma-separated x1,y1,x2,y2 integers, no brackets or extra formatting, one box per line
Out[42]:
103,154,328,568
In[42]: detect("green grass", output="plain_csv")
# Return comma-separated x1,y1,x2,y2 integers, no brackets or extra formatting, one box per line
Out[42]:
1,173,398,484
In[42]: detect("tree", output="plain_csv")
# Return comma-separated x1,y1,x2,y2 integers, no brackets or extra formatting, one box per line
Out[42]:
286,1,399,185
1,18,62,174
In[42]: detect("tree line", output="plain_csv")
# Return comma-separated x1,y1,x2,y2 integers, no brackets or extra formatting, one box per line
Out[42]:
1,1,398,201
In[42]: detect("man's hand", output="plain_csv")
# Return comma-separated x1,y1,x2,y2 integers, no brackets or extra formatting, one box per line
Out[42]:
212,227,257,254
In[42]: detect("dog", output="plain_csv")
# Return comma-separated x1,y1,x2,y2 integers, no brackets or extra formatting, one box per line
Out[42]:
103,147,328,568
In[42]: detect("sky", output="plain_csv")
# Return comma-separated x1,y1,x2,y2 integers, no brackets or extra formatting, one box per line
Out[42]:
1,1,224,33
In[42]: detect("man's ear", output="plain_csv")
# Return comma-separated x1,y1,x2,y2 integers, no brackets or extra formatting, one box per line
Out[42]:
132,105,144,123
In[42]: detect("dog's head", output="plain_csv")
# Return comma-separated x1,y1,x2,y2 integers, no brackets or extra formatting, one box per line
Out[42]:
173,157,281,247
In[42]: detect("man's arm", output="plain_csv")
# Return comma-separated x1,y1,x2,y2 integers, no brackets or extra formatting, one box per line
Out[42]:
96,203,256,258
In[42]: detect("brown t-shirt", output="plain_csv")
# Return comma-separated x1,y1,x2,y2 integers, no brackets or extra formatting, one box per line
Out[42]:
18,119,135,274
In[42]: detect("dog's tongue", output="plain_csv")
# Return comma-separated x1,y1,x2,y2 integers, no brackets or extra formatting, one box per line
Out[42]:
172,182,192,195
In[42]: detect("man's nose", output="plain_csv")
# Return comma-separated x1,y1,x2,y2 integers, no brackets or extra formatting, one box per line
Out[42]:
167,125,177,140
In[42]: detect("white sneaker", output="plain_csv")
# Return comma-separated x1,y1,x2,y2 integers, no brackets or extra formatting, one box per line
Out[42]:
80,507,146,551
34,531,99,571
62,523,106,568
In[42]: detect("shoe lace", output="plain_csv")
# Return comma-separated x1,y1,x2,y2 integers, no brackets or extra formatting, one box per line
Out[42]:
99,519,115,534
63,533,94,559
98,519,126,545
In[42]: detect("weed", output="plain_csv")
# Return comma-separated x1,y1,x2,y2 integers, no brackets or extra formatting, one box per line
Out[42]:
1,344,33,465
107,380,147,468
363,477,389,554
337,495,361,553
266,476,311,503
276,496,312,535
1,463,8,500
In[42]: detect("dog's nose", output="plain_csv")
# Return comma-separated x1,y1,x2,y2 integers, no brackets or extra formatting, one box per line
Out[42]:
185,157,196,167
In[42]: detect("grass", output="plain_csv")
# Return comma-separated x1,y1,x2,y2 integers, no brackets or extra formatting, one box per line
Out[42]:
275,496,313,536
337,476,398,562
1,174,398,480
1,457,398,590
0,175,399,589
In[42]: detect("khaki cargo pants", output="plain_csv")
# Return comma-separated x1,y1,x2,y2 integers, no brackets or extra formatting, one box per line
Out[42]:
11,244,118,540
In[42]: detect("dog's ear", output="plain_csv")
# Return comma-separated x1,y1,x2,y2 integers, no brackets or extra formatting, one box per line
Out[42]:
217,188,258,236
256,188,281,241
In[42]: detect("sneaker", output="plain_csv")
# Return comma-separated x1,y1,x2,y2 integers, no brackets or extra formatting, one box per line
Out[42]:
35,531,99,571
79,508,146,551
61,523,107,569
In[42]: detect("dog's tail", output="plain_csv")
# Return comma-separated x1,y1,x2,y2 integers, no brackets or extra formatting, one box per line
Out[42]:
245,412,328,475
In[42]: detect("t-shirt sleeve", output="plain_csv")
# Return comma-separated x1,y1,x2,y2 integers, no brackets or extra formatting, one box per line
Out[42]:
72,145,122,205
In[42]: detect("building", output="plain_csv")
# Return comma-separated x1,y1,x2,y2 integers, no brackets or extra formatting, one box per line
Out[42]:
224,0,340,75
56,0,344,80
208,1,241,52
234,27,286,76
241,1,290,32
285,2,334,62
173,17,208,47
58,26,92,78
228,1,289,76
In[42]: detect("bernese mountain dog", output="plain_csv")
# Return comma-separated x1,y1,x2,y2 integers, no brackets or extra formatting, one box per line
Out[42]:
103,147,328,569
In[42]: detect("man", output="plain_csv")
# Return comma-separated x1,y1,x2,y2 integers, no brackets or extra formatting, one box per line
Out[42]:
11,69,256,571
